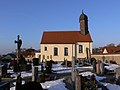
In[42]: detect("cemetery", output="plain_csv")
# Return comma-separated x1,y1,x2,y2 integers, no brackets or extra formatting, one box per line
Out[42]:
0,35,120,90
1,54,120,90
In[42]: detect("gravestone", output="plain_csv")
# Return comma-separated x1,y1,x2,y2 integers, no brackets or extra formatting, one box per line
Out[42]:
0,82,10,90
92,59,96,73
0,64,7,77
21,81,43,90
33,58,39,66
45,61,52,74
116,67,120,79
41,63,44,72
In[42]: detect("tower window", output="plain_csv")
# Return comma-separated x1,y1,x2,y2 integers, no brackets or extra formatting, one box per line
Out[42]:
64,47,68,56
79,45,83,53
54,47,58,56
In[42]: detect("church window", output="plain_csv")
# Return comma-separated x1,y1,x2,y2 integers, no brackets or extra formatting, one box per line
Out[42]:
64,47,68,56
79,45,83,53
54,47,58,56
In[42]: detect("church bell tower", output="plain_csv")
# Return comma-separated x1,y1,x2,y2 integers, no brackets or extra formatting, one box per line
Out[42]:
79,10,89,35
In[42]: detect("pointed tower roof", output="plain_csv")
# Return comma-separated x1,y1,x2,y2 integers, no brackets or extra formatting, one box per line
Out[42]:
79,10,88,21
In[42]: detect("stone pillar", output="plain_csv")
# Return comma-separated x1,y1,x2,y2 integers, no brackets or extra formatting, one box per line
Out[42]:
93,59,96,73
116,67,120,79
41,63,44,72
65,59,67,67
0,77,1,82
75,69,81,90
96,60,101,75
32,66,38,81
71,57,75,82
13,60,18,73
100,62,105,75
16,74,22,90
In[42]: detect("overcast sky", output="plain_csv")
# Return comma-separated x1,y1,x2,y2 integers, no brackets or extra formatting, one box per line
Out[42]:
0,0,120,54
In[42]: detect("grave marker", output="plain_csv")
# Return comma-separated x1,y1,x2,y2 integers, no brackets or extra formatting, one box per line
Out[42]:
116,67,120,79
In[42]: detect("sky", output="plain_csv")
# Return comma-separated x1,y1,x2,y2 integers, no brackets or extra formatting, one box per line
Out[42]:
0,0,120,54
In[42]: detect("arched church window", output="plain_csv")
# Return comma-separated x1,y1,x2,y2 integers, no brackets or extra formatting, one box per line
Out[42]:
79,45,83,53
54,47,58,56
64,47,68,56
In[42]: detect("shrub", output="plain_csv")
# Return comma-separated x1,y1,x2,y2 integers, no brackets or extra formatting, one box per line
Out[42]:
110,60,117,64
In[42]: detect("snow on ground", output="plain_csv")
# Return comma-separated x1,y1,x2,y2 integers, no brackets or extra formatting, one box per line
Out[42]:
7,69,14,74
13,81,25,85
52,62,63,68
52,62,71,73
10,81,25,90
79,71,120,90
10,78,68,90
79,71,106,82
101,83,120,90
79,71,95,77
34,65,41,71
52,67,71,73
76,66,93,69
105,63,120,71
33,62,72,73
10,87,15,90
41,78,68,90
10,71,32,79
96,76,106,82
98,88,102,90
9,62,120,90
20,72,32,78
106,83,120,90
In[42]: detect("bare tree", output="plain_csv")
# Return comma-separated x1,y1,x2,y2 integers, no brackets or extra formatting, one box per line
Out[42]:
107,43,115,47
117,44,120,47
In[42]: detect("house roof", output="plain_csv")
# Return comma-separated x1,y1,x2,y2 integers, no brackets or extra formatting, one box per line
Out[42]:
41,31,92,44
2,54,17,60
102,46,120,54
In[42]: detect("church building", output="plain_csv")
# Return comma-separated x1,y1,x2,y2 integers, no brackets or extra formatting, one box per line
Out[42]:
40,11,93,62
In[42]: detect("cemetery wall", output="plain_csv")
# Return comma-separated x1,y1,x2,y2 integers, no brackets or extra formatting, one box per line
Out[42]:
92,54,120,64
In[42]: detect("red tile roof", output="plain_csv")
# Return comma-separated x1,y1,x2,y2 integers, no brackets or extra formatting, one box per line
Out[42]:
41,31,92,44
102,46,120,54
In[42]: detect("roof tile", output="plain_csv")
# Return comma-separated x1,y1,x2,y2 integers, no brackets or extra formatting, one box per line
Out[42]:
41,31,92,44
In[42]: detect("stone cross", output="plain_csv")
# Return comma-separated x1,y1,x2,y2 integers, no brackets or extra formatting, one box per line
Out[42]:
15,35,22,61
